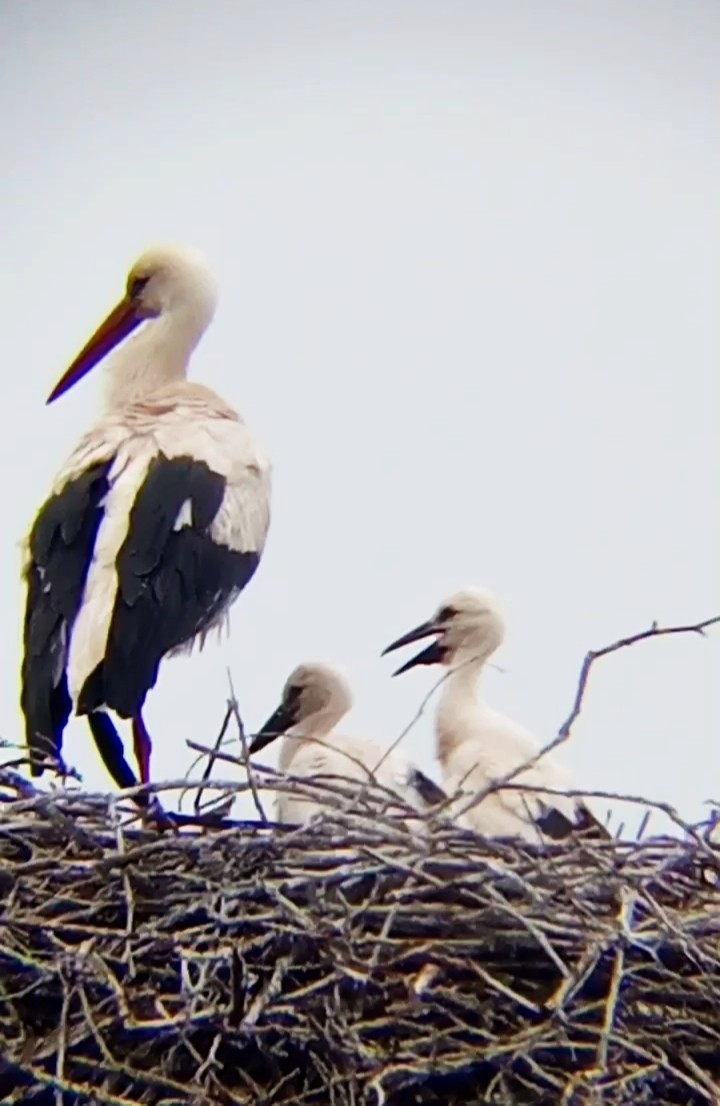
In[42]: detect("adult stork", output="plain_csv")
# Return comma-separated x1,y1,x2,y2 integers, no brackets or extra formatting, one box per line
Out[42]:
382,588,607,842
21,244,271,791
248,662,446,826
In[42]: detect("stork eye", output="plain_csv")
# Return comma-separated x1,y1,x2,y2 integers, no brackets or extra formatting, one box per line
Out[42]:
437,605,456,622
128,275,150,299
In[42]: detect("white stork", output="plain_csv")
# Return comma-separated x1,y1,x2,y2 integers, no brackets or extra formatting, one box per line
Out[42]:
21,244,271,792
382,587,606,842
248,662,446,826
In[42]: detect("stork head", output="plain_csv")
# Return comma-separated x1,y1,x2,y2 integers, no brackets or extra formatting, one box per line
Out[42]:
248,663,353,755
382,587,506,675
123,244,218,322
46,243,218,404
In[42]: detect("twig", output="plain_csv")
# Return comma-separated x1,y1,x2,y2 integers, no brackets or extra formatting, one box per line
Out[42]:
191,702,234,816
596,888,633,1071
227,668,268,825
557,614,720,741
54,976,72,1106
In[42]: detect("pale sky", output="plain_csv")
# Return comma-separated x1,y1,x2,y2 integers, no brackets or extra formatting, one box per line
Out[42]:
1,1,718,835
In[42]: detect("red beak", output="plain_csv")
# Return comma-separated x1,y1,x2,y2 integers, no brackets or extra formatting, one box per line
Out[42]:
46,296,143,405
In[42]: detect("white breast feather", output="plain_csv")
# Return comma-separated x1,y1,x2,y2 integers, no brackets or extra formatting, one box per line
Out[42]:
440,707,584,841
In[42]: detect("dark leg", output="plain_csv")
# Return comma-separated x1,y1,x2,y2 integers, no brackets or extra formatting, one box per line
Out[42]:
88,712,138,789
132,710,153,785
91,711,173,830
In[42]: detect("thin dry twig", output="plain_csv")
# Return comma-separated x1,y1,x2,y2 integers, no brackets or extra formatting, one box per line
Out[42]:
556,614,720,741
189,702,234,816
227,667,268,825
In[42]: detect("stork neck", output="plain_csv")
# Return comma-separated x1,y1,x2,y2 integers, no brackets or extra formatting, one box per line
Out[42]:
442,655,484,704
436,652,487,761
102,308,207,410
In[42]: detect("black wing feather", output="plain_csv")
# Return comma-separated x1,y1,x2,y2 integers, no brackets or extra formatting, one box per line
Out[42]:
536,802,610,841
409,768,447,807
21,461,113,776
78,454,260,719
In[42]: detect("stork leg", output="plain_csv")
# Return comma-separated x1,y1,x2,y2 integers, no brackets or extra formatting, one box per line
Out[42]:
132,710,153,785
88,712,138,790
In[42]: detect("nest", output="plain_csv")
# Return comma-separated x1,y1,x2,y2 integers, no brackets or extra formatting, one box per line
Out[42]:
1,764,720,1106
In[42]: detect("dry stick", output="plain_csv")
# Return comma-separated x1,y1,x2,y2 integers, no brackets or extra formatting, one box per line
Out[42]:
637,808,653,841
370,667,451,773
226,668,268,824
21,1069,143,1106
181,686,267,824
9,778,346,849
54,977,72,1106
451,613,720,826
194,1030,223,1083
595,887,634,1073
0,766,39,799
5,777,256,822
190,702,234,816
34,765,405,837
110,802,136,976
558,614,720,739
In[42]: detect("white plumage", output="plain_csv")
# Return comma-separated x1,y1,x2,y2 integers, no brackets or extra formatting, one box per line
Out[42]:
383,587,605,842
21,244,271,791
248,662,446,826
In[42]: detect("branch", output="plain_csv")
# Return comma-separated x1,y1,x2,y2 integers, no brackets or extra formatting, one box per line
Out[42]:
227,669,269,825
557,614,720,742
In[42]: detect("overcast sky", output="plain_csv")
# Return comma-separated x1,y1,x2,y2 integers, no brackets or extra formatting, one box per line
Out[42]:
0,1,717,835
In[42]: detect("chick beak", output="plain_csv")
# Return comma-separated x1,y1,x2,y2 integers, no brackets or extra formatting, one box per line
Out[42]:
248,700,299,755
381,619,447,676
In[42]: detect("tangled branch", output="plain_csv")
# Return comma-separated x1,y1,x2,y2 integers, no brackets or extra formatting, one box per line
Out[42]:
0,765,719,1106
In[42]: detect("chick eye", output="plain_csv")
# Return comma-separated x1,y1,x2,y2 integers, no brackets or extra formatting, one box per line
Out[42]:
128,274,150,299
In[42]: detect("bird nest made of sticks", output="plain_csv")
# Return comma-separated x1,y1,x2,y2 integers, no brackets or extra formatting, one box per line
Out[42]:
1,764,719,1106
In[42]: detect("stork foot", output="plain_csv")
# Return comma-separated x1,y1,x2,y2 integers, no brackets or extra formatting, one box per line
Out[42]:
142,796,176,833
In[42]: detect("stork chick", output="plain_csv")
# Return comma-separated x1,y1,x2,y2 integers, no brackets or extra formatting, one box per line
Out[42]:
382,587,605,842
248,662,446,826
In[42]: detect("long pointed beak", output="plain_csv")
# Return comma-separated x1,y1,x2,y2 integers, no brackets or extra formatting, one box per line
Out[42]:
381,619,447,676
46,296,143,405
248,701,298,755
